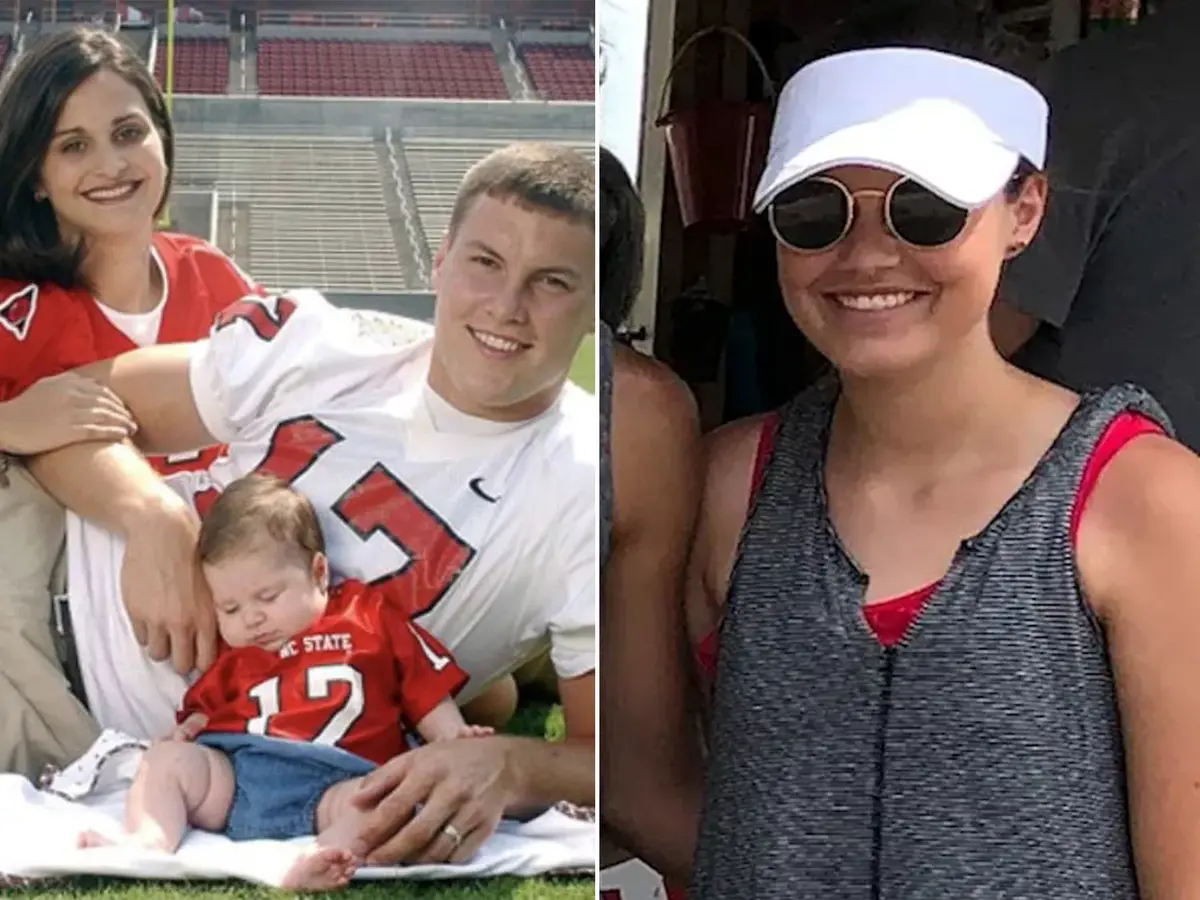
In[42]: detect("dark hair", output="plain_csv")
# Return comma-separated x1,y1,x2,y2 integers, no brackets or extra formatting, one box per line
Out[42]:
198,473,325,570
448,141,594,237
1004,158,1041,200
599,146,644,329
0,27,175,289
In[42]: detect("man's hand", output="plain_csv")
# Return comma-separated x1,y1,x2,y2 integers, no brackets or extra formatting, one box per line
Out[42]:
349,736,518,865
0,373,136,455
121,492,218,675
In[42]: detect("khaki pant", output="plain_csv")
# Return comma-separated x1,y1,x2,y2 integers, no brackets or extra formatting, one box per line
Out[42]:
0,458,98,779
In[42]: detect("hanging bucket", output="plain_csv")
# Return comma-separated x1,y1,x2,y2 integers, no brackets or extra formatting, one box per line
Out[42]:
655,26,776,233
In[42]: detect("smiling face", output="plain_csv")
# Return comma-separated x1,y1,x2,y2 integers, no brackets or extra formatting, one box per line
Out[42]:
428,193,595,421
38,69,168,244
204,543,329,653
774,164,1046,380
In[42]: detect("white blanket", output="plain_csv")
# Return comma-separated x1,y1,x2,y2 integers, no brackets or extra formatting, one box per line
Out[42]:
0,732,595,887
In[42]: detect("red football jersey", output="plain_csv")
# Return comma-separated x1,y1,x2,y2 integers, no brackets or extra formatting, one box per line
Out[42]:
0,232,264,475
180,579,469,765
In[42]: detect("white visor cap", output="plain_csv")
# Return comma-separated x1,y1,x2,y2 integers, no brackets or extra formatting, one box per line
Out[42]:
753,47,1048,214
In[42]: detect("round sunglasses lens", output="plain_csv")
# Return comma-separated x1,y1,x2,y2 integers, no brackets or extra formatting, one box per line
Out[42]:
769,180,849,250
888,180,970,247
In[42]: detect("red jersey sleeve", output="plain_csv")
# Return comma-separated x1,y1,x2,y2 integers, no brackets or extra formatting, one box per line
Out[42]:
187,237,268,312
378,603,469,727
0,281,95,401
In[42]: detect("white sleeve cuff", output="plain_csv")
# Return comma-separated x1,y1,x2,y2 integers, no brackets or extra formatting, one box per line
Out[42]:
187,339,238,445
550,625,596,680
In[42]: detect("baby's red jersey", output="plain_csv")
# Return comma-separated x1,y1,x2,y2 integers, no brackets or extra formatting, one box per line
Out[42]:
180,579,469,765
0,232,263,475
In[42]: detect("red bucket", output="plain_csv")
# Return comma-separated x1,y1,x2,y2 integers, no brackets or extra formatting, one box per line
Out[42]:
656,27,776,233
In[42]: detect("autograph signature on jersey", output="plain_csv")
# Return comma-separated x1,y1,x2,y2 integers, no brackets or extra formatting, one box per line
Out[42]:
469,477,500,503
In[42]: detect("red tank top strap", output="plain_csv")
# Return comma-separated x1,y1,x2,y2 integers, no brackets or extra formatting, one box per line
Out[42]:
694,414,784,682
1069,410,1164,541
749,411,783,514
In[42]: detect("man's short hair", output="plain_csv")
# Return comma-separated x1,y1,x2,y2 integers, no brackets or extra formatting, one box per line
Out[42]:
448,141,595,237
198,473,324,569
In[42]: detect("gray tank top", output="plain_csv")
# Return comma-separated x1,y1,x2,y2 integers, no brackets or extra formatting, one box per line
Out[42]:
599,321,614,568
691,379,1169,900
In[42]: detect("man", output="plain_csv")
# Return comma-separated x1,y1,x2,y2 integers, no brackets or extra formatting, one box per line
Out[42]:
994,1,1200,448
598,146,705,896
21,142,596,864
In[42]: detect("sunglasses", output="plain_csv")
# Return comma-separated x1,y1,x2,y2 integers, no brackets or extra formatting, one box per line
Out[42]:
767,176,972,252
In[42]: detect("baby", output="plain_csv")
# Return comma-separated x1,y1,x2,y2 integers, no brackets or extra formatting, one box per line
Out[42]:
79,472,489,890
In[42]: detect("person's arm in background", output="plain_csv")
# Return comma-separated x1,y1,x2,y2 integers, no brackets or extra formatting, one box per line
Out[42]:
599,346,706,883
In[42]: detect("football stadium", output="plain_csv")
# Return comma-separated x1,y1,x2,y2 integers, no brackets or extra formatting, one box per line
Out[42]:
0,0,595,897
0,0,594,320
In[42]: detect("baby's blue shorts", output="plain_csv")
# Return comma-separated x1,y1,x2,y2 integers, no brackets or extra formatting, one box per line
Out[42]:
196,732,377,841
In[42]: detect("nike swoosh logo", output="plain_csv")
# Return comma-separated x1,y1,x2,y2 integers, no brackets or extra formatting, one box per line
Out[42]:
469,477,500,503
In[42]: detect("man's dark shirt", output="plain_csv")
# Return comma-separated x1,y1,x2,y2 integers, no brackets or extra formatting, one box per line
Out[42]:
1003,4,1200,449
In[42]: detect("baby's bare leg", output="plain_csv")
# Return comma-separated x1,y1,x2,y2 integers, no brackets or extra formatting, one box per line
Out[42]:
79,741,234,853
277,778,366,891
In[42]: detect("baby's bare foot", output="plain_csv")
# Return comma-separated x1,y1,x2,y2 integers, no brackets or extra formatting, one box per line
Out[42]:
77,830,174,854
77,829,117,849
280,845,359,892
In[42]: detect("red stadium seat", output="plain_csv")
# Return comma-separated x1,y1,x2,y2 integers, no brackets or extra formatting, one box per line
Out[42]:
256,39,508,100
520,43,594,102
154,37,228,94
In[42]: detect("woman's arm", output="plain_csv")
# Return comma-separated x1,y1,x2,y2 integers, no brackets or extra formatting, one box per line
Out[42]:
0,372,135,455
26,439,217,676
682,414,767,714
1078,433,1200,899
599,348,705,883
70,343,215,455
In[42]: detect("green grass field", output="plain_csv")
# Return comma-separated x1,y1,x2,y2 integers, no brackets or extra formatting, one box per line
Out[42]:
569,335,595,394
18,703,592,899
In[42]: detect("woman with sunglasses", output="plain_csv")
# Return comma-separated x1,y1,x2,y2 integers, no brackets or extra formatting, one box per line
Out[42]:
687,47,1200,899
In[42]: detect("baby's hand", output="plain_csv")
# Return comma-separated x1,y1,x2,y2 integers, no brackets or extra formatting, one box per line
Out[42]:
158,712,208,744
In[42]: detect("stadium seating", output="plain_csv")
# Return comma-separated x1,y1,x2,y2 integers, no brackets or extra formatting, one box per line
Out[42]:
154,37,228,94
403,136,595,260
257,39,509,99
520,43,593,101
173,133,409,293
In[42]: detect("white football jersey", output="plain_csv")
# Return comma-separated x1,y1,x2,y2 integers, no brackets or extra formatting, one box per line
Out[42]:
68,290,596,740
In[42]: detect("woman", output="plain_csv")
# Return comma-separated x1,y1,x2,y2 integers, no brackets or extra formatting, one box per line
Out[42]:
0,27,261,781
688,47,1200,898
0,27,260,467
599,145,705,892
